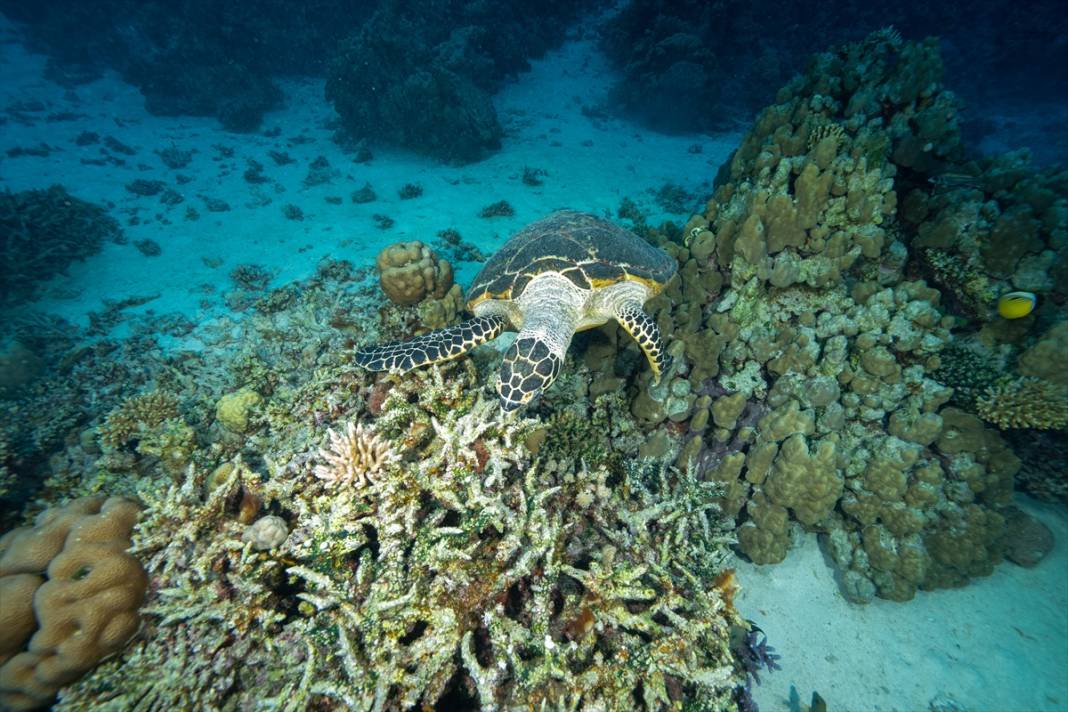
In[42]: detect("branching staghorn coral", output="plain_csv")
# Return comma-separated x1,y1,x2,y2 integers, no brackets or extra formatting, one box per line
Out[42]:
20,151,737,712
284,446,741,710
56,354,739,710
252,378,740,710
54,459,308,711
920,247,997,315
976,377,1068,430
98,391,181,448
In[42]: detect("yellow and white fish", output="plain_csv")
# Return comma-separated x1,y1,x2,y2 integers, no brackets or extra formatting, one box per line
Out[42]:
997,291,1037,319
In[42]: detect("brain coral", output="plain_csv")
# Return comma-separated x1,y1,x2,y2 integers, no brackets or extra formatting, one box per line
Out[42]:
375,241,454,306
0,497,147,711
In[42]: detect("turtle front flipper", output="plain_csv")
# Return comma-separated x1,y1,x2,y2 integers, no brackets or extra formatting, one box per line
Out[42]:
355,315,507,372
615,302,670,383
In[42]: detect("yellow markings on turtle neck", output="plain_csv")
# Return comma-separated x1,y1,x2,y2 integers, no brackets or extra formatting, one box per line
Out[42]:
589,274,663,293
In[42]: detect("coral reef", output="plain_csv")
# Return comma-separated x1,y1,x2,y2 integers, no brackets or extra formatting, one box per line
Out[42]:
350,183,376,204
1,20,1064,712
0,1,361,129
215,388,263,434
43,361,741,709
0,243,742,708
1000,506,1055,568
0,340,44,399
905,150,1068,326
0,497,146,710
930,341,1002,409
479,200,516,218
0,437,12,501
242,515,289,551
601,0,1068,140
1005,429,1068,504
397,183,423,200
1018,322,1068,385
587,29,1050,604
312,422,392,488
98,391,181,448
0,186,122,305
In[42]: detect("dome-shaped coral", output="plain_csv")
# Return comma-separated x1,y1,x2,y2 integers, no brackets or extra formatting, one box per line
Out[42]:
375,241,453,306
242,515,289,551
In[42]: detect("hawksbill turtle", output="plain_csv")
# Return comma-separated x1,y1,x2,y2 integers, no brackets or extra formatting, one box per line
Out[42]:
356,209,677,410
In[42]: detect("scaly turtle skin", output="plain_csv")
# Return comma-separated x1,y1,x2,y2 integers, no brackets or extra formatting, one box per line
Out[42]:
356,209,677,410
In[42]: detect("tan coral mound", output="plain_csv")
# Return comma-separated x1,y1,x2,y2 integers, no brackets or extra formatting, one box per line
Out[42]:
0,497,147,711
375,241,453,306
976,376,1068,430
1018,322,1068,385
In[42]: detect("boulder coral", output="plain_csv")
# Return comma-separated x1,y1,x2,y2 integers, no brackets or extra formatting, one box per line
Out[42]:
215,388,264,434
0,497,146,710
603,29,1033,602
375,241,455,307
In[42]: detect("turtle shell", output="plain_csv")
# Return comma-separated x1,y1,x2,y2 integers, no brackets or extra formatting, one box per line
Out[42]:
466,210,677,307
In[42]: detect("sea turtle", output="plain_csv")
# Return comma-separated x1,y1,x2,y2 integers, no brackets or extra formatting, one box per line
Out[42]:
356,209,677,410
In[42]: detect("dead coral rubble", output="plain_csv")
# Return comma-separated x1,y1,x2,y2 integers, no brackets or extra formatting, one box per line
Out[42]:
52,366,742,709
0,185,122,305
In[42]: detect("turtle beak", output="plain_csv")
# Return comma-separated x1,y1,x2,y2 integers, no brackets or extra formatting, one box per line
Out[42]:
497,336,560,412
499,394,527,412
497,382,537,412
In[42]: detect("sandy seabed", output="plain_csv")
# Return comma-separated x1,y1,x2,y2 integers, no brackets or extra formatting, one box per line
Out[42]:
738,498,1068,712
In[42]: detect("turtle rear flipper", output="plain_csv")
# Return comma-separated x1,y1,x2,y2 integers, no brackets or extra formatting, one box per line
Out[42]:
616,302,670,383
356,315,507,372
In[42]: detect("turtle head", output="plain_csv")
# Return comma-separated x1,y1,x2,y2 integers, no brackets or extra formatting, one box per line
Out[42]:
497,335,562,411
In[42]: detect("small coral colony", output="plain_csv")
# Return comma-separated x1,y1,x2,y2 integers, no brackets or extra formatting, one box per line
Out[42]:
1,27,1066,712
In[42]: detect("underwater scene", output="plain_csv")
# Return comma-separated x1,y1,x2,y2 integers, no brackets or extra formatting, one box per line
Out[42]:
0,1,1066,710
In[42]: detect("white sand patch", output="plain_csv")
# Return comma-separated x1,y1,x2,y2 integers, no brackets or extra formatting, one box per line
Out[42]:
737,496,1068,712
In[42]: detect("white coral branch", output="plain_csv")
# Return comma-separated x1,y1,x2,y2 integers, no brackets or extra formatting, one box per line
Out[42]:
313,422,393,488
